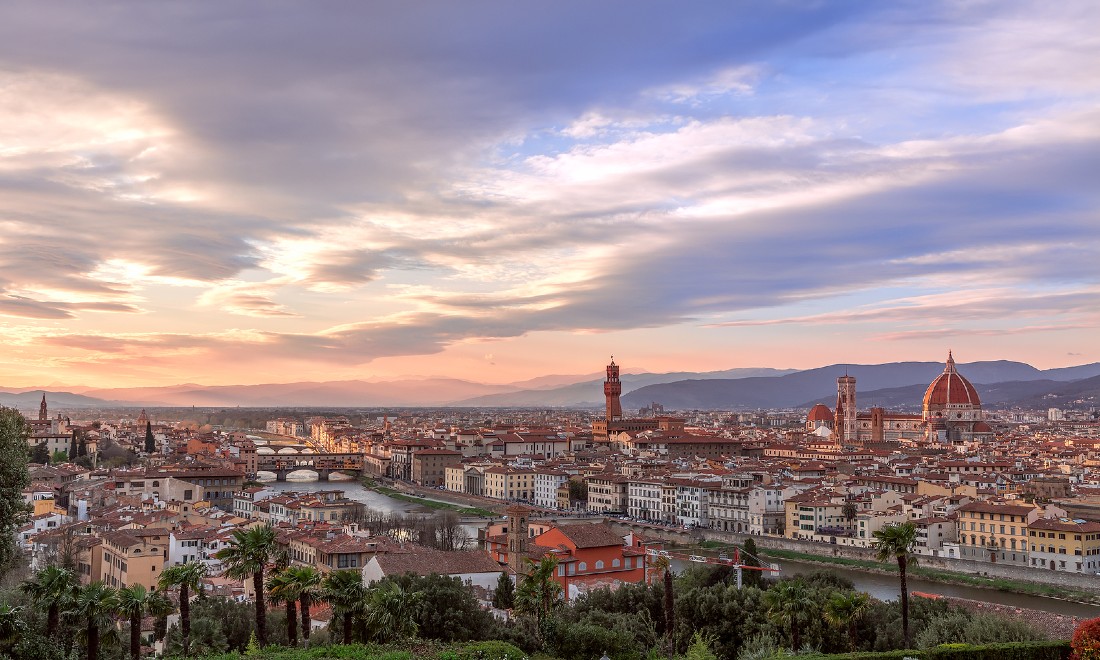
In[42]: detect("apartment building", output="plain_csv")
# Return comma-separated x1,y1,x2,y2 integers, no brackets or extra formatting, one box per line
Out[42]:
1027,517,1100,573
411,449,462,487
956,500,1039,565
534,469,570,509
586,474,628,513
98,529,170,590
483,466,535,501
626,479,663,521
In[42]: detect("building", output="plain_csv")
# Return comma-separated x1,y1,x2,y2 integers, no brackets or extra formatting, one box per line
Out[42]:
591,357,685,443
1027,518,1100,573
955,500,1039,565
586,474,628,514
485,510,655,601
922,352,994,444
835,375,857,445
411,449,462,487
98,529,170,590
803,353,992,449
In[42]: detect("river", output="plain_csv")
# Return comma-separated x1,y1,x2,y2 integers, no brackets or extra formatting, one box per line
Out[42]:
260,475,429,515
259,478,1100,618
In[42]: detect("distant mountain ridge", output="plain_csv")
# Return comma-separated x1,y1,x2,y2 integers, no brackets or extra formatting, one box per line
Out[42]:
621,360,1100,411
5,360,1098,410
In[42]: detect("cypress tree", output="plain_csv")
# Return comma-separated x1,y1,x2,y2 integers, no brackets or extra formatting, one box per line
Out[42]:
144,421,155,454
69,431,79,461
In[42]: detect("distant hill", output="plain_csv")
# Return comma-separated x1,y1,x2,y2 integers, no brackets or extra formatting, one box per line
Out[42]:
621,361,1100,411
0,389,119,409
1011,374,1100,409
80,379,517,407
6,360,1098,409
452,368,799,407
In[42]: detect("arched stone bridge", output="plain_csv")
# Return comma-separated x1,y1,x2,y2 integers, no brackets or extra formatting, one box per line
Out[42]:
255,453,365,481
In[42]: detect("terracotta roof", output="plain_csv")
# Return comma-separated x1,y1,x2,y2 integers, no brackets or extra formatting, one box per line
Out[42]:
546,522,625,549
372,549,503,577
923,352,981,408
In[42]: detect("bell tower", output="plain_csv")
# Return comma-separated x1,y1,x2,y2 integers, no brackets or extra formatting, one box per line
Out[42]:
835,374,857,445
39,393,47,421
506,504,531,572
604,356,623,423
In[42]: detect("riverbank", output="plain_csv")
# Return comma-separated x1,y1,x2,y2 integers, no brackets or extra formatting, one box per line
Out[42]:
927,594,1085,639
360,478,498,517
699,543,1100,606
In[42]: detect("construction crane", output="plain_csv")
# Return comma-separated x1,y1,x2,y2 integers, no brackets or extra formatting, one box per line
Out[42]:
644,544,779,589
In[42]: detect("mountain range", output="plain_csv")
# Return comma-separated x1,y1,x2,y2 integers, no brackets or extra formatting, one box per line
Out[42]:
3,361,1099,411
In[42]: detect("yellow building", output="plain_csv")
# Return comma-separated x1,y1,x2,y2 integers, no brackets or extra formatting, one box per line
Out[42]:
483,466,534,501
98,529,170,590
955,501,1038,565
1027,517,1100,573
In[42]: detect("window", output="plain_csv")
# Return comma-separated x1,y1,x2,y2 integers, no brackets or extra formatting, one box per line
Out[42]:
612,558,620,568
578,562,587,572
595,560,604,570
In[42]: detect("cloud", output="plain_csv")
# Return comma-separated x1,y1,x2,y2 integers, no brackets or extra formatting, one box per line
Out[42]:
196,281,298,318
0,2,1098,383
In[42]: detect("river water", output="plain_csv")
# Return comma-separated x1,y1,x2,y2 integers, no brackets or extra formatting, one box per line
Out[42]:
259,478,1100,618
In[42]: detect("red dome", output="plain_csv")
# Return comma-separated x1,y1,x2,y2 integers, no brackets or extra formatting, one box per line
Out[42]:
923,352,981,408
808,403,834,422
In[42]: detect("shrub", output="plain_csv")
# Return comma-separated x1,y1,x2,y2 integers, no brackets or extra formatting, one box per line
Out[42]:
1072,619,1100,660
456,640,527,660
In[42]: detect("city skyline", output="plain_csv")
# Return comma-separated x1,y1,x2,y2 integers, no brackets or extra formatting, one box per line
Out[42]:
1,2,1098,388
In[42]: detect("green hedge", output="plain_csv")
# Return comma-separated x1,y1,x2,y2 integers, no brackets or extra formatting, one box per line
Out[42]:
182,641,528,660
793,641,1070,660
440,641,528,660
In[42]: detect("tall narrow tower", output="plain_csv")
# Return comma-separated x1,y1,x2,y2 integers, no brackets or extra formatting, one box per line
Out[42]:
39,393,47,421
604,356,623,423
835,374,857,445
505,504,531,572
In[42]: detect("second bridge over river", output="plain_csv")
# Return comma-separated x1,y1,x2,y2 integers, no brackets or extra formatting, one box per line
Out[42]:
255,452,365,481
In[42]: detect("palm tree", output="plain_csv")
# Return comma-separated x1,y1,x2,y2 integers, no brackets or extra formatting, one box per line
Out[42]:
267,568,299,647
873,521,919,648
146,590,174,648
158,561,207,656
215,524,277,646
764,580,814,651
117,584,159,660
21,565,77,636
70,582,120,660
364,582,420,643
824,591,871,651
514,555,563,624
285,566,322,644
323,569,367,645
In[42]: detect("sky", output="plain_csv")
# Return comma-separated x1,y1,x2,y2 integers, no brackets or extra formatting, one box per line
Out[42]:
1,1,1098,388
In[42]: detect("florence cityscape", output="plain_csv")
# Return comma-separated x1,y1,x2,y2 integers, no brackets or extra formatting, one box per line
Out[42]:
1,2,1099,660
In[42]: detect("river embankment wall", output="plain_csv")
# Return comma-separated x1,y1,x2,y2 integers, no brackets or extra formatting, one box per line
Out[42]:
610,522,1100,595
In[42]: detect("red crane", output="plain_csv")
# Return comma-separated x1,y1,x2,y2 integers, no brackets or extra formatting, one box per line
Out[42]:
645,544,779,588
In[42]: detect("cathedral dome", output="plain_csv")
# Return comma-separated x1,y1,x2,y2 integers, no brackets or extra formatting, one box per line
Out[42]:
808,403,834,423
922,352,981,410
